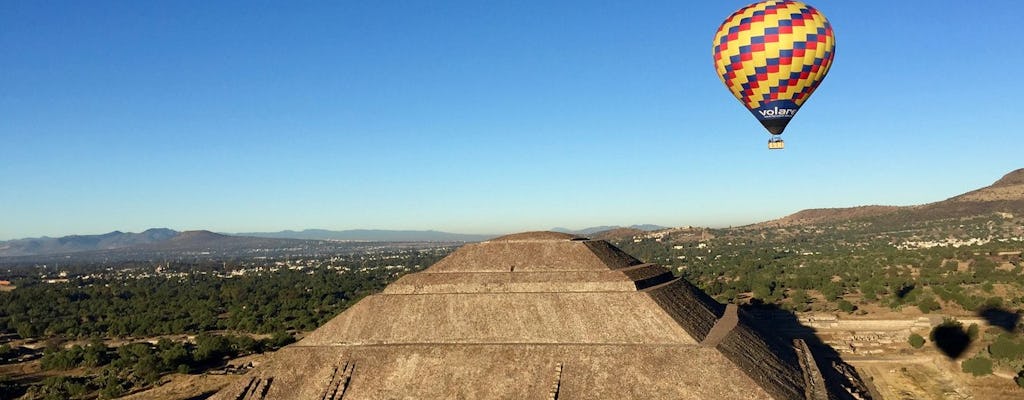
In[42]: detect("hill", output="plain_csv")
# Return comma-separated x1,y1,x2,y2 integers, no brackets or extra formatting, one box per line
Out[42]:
0,228,489,259
552,224,666,235
758,206,901,227
231,229,495,242
0,228,177,257
757,168,1024,228
913,168,1024,219
135,230,312,252
589,227,647,241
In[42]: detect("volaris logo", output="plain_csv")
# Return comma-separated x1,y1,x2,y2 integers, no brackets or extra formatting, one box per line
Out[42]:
757,107,797,119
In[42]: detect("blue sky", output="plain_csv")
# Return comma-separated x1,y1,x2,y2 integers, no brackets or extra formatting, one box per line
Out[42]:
2,1,1022,239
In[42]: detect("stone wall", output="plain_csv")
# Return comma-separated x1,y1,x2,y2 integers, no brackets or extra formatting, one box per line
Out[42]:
645,278,725,342
716,319,807,400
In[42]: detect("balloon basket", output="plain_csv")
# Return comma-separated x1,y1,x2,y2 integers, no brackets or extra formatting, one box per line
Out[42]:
767,138,785,150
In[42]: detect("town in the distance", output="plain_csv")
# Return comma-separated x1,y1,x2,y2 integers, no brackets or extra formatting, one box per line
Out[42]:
2,168,1024,399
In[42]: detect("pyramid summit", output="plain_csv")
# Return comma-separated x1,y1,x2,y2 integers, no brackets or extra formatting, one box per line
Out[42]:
214,231,833,399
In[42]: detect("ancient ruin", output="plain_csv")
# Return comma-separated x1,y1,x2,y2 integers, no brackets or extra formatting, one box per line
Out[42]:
213,231,835,399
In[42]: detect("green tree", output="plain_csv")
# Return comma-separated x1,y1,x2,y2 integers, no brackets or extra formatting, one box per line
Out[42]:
15,322,36,339
837,299,856,313
157,340,190,371
908,333,925,349
917,296,940,314
988,335,1024,359
82,339,110,367
228,334,260,354
193,333,230,364
752,283,772,301
267,331,295,349
95,371,124,399
789,289,810,312
967,323,980,341
40,345,85,370
33,376,88,399
820,282,842,301
961,356,993,376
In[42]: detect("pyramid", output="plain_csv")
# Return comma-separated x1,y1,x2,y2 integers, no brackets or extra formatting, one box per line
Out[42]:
213,232,830,399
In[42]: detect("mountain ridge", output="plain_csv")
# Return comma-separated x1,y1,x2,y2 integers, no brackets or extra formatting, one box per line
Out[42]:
0,229,495,258
756,168,1024,228
231,229,496,242
552,224,667,235
0,228,179,257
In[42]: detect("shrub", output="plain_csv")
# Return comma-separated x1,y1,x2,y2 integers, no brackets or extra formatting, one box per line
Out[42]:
908,333,925,349
917,296,940,314
961,356,993,376
837,299,856,313
267,331,295,349
989,335,1024,359
983,296,1004,309
966,323,979,341
35,376,88,399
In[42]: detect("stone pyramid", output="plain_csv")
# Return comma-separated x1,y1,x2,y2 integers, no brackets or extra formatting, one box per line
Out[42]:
213,232,829,399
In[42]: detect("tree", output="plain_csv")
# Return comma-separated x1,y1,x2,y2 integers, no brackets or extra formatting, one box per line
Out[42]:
820,282,842,301
32,376,88,399
15,322,36,339
40,345,85,370
789,289,810,312
837,299,856,313
267,331,295,349
752,283,772,301
0,344,11,360
961,356,993,376
227,334,260,355
156,341,190,371
966,323,980,341
82,339,109,367
193,333,230,364
988,335,1024,359
721,289,738,303
95,371,124,399
908,333,925,349
916,296,940,314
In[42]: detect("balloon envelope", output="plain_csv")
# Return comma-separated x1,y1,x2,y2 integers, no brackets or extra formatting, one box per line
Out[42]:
712,1,835,136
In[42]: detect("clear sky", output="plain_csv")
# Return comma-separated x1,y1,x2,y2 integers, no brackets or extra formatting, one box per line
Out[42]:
2,1,1022,240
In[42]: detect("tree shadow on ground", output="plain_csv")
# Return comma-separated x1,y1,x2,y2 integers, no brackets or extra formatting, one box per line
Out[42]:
739,303,877,400
929,321,970,359
977,307,1021,332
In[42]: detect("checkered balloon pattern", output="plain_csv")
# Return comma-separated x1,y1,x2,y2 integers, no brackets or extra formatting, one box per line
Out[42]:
712,1,835,134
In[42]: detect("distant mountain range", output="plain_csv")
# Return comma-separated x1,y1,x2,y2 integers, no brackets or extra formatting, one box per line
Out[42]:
4,168,1021,259
0,228,494,258
0,228,178,258
551,225,667,235
231,229,496,242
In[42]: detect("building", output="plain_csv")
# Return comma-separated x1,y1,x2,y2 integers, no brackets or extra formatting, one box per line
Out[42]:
213,231,835,399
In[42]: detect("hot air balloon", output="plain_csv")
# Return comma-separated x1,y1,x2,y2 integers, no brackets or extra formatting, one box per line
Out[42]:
712,1,835,149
